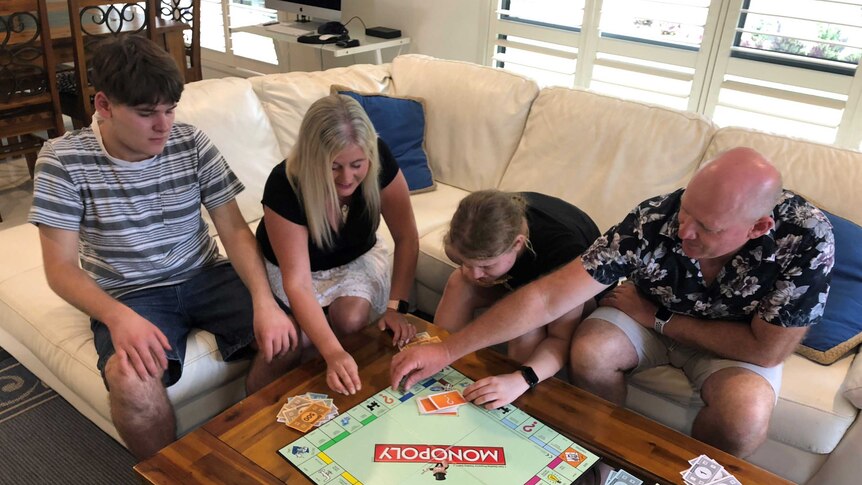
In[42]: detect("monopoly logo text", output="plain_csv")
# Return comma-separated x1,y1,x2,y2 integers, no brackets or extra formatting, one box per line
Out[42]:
374,444,506,465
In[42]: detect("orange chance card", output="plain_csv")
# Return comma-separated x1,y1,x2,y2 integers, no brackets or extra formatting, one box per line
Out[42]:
428,390,467,410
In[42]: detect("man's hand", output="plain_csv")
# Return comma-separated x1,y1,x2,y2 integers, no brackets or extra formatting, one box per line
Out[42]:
463,373,530,410
377,310,417,347
599,282,657,329
253,302,299,363
110,312,172,381
390,343,451,391
323,349,361,395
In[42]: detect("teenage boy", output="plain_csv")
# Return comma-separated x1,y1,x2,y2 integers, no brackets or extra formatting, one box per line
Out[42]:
29,35,299,459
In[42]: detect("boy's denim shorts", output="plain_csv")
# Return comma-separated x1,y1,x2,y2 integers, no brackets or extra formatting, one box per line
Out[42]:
91,264,256,388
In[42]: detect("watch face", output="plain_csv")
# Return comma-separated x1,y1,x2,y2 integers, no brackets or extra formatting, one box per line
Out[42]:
656,307,673,322
397,300,409,314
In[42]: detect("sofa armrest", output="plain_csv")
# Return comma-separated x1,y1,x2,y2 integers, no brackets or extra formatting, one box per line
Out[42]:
842,350,862,409
806,411,862,484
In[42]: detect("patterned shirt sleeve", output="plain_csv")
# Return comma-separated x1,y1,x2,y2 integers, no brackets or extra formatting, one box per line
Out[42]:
758,204,834,327
581,204,648,285
28,142,84,231
195,128,244,211
581,192,679,285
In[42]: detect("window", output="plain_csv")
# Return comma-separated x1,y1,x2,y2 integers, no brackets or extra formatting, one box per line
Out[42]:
591,0,711,110
488,0,862,148
733,0,862,73
600,0,709,48
201,0,279,73
490,0,584,87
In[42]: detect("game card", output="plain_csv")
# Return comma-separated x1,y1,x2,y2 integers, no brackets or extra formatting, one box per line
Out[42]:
682,455,725,485
417,396,458,416
428,390,467,411
288,402,331,432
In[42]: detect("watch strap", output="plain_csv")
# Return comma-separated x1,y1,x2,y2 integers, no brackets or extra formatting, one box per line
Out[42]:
519,366,539,388
654,306,673,335
387,299,409,314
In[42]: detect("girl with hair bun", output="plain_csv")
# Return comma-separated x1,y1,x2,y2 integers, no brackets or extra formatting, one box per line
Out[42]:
438,190,599,408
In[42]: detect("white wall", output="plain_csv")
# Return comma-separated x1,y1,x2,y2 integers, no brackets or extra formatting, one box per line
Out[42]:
203,0,493,76
345,0,492,65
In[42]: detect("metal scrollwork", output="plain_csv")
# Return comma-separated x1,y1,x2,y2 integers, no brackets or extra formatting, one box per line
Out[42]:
80,3,148,37
160,0,195,24
0,11,47,104
159,0,194,47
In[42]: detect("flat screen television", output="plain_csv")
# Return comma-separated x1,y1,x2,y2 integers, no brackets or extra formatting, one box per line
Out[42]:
264,0,342,23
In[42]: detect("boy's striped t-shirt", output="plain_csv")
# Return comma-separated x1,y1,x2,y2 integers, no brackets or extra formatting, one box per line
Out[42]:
29,121,244,296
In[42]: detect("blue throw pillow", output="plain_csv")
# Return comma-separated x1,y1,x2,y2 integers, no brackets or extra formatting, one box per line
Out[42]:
797,210,862,365
332,86,435,193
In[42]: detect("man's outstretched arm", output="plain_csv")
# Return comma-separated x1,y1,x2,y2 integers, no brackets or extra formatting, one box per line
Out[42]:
390,259,607,390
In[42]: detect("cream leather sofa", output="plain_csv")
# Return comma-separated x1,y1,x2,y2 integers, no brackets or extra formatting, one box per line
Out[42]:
0,54,858,484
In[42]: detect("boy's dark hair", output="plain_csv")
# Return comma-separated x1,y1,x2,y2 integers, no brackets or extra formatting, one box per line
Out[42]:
90,35,184,106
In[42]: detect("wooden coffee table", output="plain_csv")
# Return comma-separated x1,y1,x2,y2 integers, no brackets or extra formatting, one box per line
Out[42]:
135,315,792,484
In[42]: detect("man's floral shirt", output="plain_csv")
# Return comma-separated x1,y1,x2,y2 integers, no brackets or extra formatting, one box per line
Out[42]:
581,189,834,327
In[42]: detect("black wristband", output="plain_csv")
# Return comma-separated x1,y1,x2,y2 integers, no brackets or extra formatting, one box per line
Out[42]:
519,366,539,388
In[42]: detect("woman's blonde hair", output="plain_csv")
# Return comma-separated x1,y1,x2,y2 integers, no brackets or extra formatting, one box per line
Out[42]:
287,94,381,250
444,190,528,259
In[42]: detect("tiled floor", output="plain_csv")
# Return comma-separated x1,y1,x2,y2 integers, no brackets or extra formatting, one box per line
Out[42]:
0,156,32,230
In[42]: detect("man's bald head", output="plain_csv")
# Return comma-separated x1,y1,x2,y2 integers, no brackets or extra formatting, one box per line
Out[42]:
688,147,783,222
677,147,782,261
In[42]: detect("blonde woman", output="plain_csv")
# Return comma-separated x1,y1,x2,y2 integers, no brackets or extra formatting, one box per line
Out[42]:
256,94,418,395
437,190,599,408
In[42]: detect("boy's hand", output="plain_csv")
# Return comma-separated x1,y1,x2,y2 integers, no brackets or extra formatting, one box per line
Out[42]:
110,312,171,381
253,302,299,363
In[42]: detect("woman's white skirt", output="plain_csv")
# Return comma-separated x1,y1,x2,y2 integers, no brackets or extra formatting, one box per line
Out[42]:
265,237,391,318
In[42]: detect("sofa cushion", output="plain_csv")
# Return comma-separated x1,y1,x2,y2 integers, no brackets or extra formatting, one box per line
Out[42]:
250,64,393,159
498,87,716,232
391,54,539,192
795,211,862,364
843,352,862,408
176,78,283,226
701,127,862,227
0,262,249,435
332,86,435,194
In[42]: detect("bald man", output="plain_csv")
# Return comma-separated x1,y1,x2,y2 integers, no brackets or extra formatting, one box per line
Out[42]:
391,147,834,457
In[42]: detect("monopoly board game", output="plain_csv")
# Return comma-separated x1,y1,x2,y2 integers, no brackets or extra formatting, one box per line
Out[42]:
280,366,599,485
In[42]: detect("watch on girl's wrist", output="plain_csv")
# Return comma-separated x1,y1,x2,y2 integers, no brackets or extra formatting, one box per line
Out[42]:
519,365,539,388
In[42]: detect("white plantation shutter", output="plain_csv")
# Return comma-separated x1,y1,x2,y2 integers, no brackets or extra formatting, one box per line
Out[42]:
201,0,279,73
488,0,586,87
704,0,862,145
591,0,713,110
488,0,862,148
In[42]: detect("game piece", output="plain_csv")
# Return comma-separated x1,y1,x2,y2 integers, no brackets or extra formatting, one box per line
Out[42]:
279,368,600,484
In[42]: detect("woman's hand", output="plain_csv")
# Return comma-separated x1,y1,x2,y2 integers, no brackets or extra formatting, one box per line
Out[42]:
323,349,361,395
463,372,530,409
378,310,417,347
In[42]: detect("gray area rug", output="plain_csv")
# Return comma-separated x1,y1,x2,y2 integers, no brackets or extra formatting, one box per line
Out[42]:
0,347,137,484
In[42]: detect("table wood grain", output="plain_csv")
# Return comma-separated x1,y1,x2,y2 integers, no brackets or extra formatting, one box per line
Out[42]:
136,315,793,484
